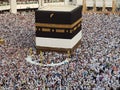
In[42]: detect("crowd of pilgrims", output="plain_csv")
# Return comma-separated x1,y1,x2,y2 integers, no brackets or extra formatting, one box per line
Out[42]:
0,11,120,90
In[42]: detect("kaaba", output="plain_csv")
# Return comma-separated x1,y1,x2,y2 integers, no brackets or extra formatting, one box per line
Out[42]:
35,5,82,52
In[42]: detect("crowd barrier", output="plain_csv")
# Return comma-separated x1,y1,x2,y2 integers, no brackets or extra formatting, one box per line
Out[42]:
25,55,70,67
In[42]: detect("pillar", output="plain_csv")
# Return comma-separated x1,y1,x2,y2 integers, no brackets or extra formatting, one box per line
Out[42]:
112,0,117,13
93,0,96,12
72,0,77,5
82,0,87,13
38,0,42,9
38,0,44,9
102,0,106,12
41,0,44,7
117,0,120,11
10,0,17,14
76,0,83,5
65,0,72,5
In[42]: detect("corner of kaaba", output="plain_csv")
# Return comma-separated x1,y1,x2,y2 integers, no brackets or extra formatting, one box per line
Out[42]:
35,5,83,53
